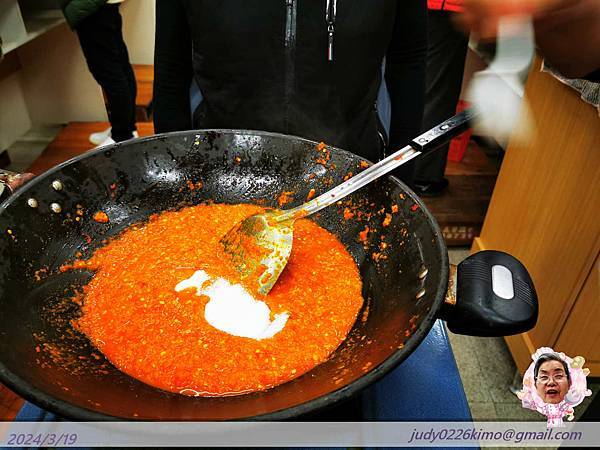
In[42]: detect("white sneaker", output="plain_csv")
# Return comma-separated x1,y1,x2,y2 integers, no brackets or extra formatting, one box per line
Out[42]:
89,127,112,145
90,127,138,145
95,136,116,148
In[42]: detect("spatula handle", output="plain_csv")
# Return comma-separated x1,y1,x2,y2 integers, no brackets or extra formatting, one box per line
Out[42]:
278,109,476,222
410,109,475,154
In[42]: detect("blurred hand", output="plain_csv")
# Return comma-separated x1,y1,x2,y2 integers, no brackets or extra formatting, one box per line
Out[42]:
460,0,578,38
460,0,600,78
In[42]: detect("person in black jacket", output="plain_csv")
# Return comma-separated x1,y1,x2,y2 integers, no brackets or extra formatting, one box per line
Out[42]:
153,0,428,183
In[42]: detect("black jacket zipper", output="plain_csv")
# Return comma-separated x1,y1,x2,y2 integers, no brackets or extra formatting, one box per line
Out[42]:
284,0,298,130
326,0,337,61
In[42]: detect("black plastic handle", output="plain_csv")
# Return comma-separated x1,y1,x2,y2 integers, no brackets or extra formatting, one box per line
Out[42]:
410,108,477,155
441,250,538,337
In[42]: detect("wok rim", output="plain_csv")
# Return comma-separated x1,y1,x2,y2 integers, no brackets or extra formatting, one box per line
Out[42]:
0,129,449,421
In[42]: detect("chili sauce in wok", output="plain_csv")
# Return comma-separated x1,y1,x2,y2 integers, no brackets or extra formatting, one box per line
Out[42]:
67,204,363,396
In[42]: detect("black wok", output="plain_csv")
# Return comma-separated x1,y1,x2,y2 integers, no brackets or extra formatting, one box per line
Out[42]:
0,113,537,420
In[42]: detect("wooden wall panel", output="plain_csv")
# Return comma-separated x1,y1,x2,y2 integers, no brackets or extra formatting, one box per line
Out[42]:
556,254,600,375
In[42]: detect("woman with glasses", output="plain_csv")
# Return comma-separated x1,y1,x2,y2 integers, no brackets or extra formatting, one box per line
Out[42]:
534,353,571,405
533,353,573,427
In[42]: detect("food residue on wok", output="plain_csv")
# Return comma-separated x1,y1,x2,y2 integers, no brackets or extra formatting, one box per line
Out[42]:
92,211,109,223
277,191,294,207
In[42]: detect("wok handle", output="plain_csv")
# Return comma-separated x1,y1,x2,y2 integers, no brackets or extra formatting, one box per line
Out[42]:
440,250,538,337
0,169,35,201
410,108,477,155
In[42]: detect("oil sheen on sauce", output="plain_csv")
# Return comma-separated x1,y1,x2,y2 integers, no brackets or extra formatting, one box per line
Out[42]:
70,204,363,396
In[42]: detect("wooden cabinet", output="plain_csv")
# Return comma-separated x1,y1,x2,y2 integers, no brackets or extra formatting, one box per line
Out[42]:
556,255,600,366
472,57,600,374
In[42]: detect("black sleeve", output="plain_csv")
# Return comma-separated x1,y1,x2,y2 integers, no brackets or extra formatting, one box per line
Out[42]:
384,0,428,150
153,0,193,133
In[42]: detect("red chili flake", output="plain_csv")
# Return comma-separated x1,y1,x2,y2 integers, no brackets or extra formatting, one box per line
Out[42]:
278,191,294,207
410,204,419,212
93,211,109,223
358,226,369,243
361,304,370,323
382,213,392,227
110,183,117,190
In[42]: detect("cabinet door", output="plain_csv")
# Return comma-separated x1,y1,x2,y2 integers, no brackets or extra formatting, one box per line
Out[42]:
556,253,600,373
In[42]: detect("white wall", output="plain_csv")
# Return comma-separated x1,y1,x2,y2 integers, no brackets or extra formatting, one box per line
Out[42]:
0,70,31,150
17,23,107,125
0,0,155,149
121,0,155,65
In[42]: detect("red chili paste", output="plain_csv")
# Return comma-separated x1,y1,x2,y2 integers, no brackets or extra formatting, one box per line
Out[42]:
69,204,363,396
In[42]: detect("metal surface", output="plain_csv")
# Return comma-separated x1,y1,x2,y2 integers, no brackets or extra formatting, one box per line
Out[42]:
0,130,448,420
445,264,458,307
221,211,294,296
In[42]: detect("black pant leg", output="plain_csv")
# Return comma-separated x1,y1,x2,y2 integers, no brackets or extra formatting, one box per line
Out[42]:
76,4,136,142
414,10,469,183
116,30,138,128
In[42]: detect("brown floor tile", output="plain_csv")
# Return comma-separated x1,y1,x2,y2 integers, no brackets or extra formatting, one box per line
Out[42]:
494,402,543,422
488,385,520,404
464,373,496,404
468,401,497,420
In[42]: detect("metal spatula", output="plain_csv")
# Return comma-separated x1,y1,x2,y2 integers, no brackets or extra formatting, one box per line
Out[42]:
221,109,475,296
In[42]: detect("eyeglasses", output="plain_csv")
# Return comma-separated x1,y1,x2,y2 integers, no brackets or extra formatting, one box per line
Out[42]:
536,373,567,384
